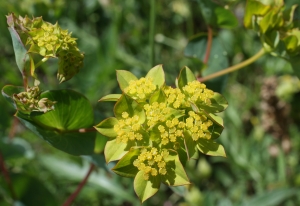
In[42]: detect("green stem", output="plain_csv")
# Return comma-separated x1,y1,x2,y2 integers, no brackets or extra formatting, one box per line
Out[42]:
199,48,267,82
149,0,156,67
35,57,49,69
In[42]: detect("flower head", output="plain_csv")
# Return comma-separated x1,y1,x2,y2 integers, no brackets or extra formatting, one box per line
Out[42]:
133,147,169,180
114,112,144,143
124,77,156,101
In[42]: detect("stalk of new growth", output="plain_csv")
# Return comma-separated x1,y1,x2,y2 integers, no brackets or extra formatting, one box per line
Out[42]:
199,48,266,82
62,164,95,206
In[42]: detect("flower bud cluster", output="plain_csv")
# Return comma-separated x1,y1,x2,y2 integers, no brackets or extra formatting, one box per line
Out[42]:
185,111,213,141
114,112,143,143
133,147,169,180
164,86,189,108
183,81,214,105
124,77,156,101
143,102,171,127
7,13,84,83
13,86,56,113
158,118,185,145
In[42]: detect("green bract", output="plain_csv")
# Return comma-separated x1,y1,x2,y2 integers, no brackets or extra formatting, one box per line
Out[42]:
244,0,300,77
95,65,228,202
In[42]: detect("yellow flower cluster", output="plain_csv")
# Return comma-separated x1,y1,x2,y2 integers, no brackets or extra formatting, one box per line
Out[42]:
133,147,169,180
124,77,156,100
164,86,189,108
30,23,76,56
185,111,213,141
158,118,185,145
144,102,171,127
114,112,143,143
183,81,214,105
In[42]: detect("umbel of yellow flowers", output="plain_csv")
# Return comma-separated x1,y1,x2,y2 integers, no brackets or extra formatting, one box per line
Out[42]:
95,65,228,202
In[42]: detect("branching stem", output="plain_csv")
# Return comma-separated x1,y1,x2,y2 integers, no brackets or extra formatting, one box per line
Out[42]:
62,164,95,206
199,48,266,82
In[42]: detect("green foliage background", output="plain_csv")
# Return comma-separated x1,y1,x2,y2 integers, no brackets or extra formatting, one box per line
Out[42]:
1,0,300,205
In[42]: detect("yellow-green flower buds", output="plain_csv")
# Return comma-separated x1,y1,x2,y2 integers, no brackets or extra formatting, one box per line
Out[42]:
133,147,169,180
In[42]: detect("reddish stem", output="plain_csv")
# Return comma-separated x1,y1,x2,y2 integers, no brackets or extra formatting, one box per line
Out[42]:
0,151,17,200
9,117,19,140
22,72,28,90
203,26,213,64
62,164,95,206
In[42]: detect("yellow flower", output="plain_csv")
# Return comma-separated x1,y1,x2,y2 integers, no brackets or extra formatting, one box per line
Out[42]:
113,112,144,143
183,81,214,105
134,147,169,180
124,77,156,101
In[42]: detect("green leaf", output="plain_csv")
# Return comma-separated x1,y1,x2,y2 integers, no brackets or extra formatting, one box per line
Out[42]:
134,171,160,203
116,70,138,91
206,113,224,140
177,66,196,90
104,139,134,163
244,0,271,29
8,27,30,74
198,92,228,113
114,94,145,123
184,131,198,160
146,64,165,88
1,85,24,110
149,88,167,104
197,139,226,157
283,35,299,54
196,0,238,29
112,147,140,177
94,117,118,138
15,89,96,155
98,94,121,102
161,150,190,186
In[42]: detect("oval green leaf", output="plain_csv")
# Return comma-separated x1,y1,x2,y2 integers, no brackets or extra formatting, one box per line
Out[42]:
146,64,165,88
94,117,118,138
161,150,190,186
177,66,196,90
104,139,135,163
134,171,160,203
116,70,138,91
112,146,140,176
98,94,122,102
196,139,226,157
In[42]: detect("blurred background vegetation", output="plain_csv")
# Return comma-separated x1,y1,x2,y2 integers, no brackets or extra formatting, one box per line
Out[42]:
1,0,300,205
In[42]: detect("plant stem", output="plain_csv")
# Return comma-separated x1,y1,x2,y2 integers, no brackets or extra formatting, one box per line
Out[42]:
23,72,28,90
9,117,19,140
203,26,213,64
0,151,17,200
199,48,266,82
149,0,156,67
62,164,95,206
35,57,49,69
